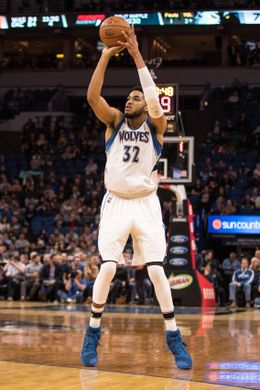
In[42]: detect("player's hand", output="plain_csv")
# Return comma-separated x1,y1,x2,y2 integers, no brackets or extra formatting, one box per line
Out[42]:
102,45,125,58
118,25,139,57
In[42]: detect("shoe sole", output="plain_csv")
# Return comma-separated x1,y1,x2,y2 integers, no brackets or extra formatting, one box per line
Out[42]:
81,362,97,367
80,357,97,367
176,364,192,370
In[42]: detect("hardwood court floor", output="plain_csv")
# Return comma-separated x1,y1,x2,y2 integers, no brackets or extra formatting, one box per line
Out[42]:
0,302,260,390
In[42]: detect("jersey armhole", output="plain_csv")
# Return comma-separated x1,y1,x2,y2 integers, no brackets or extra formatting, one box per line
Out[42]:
146,118,163,156
105,116,125,152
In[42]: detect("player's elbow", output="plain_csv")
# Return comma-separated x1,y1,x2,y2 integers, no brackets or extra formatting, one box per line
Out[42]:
87,88,98,105
87,93,96,105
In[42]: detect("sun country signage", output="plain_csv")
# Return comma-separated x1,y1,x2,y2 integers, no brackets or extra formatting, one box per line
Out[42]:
208,215,260,235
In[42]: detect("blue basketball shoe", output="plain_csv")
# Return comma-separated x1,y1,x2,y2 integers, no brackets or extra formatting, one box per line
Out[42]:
166,329,192,369
80,326,101,367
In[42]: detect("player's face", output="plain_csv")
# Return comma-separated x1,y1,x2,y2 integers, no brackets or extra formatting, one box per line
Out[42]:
124,90,147,118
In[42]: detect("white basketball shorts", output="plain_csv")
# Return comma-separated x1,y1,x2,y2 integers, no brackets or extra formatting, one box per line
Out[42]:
98,191,166,266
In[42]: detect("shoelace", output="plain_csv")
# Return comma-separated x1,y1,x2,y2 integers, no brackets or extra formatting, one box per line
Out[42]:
168,336,189,357
173,342,188,357
83,333,100,352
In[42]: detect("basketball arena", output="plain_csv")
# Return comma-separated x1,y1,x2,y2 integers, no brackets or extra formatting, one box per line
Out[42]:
0,1,260,389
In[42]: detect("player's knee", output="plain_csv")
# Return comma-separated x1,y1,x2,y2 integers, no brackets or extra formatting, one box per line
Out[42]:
100,261,117,282
147,264,165,285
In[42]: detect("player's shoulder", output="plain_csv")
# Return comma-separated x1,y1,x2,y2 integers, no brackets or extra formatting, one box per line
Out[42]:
111,109,124,130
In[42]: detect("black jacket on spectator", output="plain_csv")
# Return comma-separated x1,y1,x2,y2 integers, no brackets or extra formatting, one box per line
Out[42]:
40,264,63,282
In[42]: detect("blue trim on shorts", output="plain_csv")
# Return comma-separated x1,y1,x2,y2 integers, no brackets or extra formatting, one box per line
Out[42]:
105,116,125,153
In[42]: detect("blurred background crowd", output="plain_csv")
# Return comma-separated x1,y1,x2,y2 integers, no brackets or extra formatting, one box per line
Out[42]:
0,89,259,306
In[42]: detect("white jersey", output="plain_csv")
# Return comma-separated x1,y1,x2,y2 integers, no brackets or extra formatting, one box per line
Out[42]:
104,116,162,198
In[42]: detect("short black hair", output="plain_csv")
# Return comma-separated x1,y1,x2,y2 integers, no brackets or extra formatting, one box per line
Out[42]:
130,85,143,94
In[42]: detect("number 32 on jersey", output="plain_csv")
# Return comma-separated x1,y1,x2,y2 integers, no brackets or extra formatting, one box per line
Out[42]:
122,145,140,163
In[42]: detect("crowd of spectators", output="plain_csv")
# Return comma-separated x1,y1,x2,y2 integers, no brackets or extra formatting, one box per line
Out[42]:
189,81,260,247
1,49,137,71
227,41,260,67
1,244,259,308
0,87,70,120
0,249,155,305
6,0,260,14
2,41,259,71
73,0,260,12
197,249,260,308
2,52,60,71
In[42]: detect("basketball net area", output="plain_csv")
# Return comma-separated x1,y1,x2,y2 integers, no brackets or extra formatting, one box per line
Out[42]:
158,133,194,209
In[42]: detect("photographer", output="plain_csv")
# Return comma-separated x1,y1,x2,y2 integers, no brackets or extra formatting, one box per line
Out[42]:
57,269,87,303
3,253,25,301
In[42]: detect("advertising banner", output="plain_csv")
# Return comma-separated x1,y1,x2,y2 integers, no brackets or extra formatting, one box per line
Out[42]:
166,199,215,306
208,215,260,235
165,269,216,307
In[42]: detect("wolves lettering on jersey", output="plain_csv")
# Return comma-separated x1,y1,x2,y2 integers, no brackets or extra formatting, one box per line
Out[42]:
105,117,163,198
119,130,149,143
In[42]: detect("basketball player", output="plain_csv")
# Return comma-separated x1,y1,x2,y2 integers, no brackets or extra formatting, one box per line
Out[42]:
81,26,192,370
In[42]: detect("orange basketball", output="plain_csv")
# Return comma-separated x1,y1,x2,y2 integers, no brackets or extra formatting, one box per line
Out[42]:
99,16,130,47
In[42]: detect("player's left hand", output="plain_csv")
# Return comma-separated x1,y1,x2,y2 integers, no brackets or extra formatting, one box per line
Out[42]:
118,25,139,57
102,45,126,58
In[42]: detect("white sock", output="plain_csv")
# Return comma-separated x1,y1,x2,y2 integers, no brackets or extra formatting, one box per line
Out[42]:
89,261,117,328
165,318,178,332
90,306,104,328
147,265,177,332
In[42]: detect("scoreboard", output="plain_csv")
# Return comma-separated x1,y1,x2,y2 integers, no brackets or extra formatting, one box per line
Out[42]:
2,11,259,30
156,84,178,134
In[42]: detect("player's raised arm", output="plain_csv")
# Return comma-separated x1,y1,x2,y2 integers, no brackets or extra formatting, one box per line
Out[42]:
119,26,167,141
87,46,124,128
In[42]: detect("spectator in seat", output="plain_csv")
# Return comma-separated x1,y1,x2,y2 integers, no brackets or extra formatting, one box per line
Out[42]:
203,263,225,306
201,250,220,272
222,252,240,299
250,257,260,304
60,252,72,275
3,252,25,301
72,253,85,271
254,275,260,309
83,257,99,303
134,264,153,305
20,253,42,301
255,250,260,262
0,216,11,234
241,194,255,212
15,232,30,251
229,257,254,309
221,199,237,215
195,249,204,272
124,251,136,304
38,253,63,302
109,263,129,304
